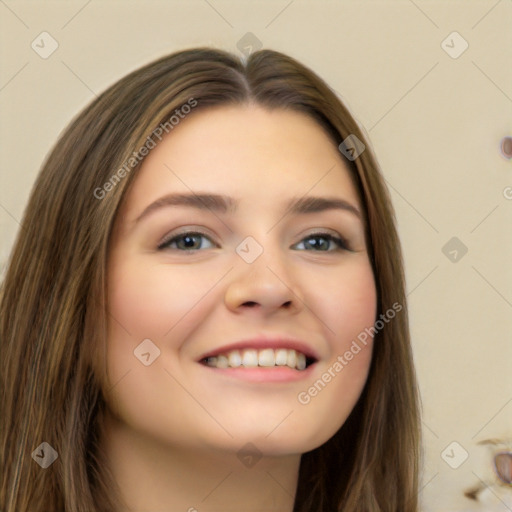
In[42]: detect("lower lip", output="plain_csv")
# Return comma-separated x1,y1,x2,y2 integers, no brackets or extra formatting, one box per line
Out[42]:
199,363,317,383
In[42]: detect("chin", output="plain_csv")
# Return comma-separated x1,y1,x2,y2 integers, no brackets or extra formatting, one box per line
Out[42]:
219,421,339,458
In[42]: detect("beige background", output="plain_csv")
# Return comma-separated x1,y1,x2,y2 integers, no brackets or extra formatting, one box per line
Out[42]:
1,1,511,510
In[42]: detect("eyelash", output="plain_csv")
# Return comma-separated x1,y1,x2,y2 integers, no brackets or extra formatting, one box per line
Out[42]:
157,230,351,253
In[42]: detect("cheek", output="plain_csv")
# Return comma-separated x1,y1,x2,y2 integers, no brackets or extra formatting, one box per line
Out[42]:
102,257,227,431
103,258,220,392
107,257,225,340
309,259,377,347
290,260,377,447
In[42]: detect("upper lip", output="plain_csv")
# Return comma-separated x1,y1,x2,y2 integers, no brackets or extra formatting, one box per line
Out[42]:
197,336,320,362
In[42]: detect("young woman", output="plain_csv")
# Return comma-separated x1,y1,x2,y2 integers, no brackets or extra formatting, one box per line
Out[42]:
0,47,421,511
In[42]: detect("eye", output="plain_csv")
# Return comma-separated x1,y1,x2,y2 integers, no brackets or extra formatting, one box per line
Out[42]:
157,230,351,253
158,231,217,251
293,232,350,252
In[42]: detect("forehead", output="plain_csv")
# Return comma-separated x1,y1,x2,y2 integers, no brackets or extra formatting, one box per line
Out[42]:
120,104,361,217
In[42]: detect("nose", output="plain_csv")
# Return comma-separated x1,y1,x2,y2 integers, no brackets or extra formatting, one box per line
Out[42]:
224,243,303,315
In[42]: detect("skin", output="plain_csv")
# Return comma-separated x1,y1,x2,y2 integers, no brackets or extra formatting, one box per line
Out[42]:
100,104,377,512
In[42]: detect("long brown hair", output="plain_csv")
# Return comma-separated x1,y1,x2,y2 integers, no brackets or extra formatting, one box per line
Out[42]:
0,47,421,511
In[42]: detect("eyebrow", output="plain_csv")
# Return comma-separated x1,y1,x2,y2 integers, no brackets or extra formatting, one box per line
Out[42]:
134,192,362,224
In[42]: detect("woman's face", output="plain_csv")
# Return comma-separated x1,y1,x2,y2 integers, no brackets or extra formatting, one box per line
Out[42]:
104,104,377,456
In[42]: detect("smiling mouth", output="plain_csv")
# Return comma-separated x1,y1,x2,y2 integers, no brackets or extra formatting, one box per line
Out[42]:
201,348,316,371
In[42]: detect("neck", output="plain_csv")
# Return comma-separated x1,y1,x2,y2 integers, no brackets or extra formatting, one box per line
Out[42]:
99,411,300,512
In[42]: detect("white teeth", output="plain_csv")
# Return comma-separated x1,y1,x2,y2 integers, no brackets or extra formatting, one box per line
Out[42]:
228,350,242,368
242,349,258,367
216,355,229,368
286,349,297,368
275,349,288,366
258,349,275,367
204,348,311,371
